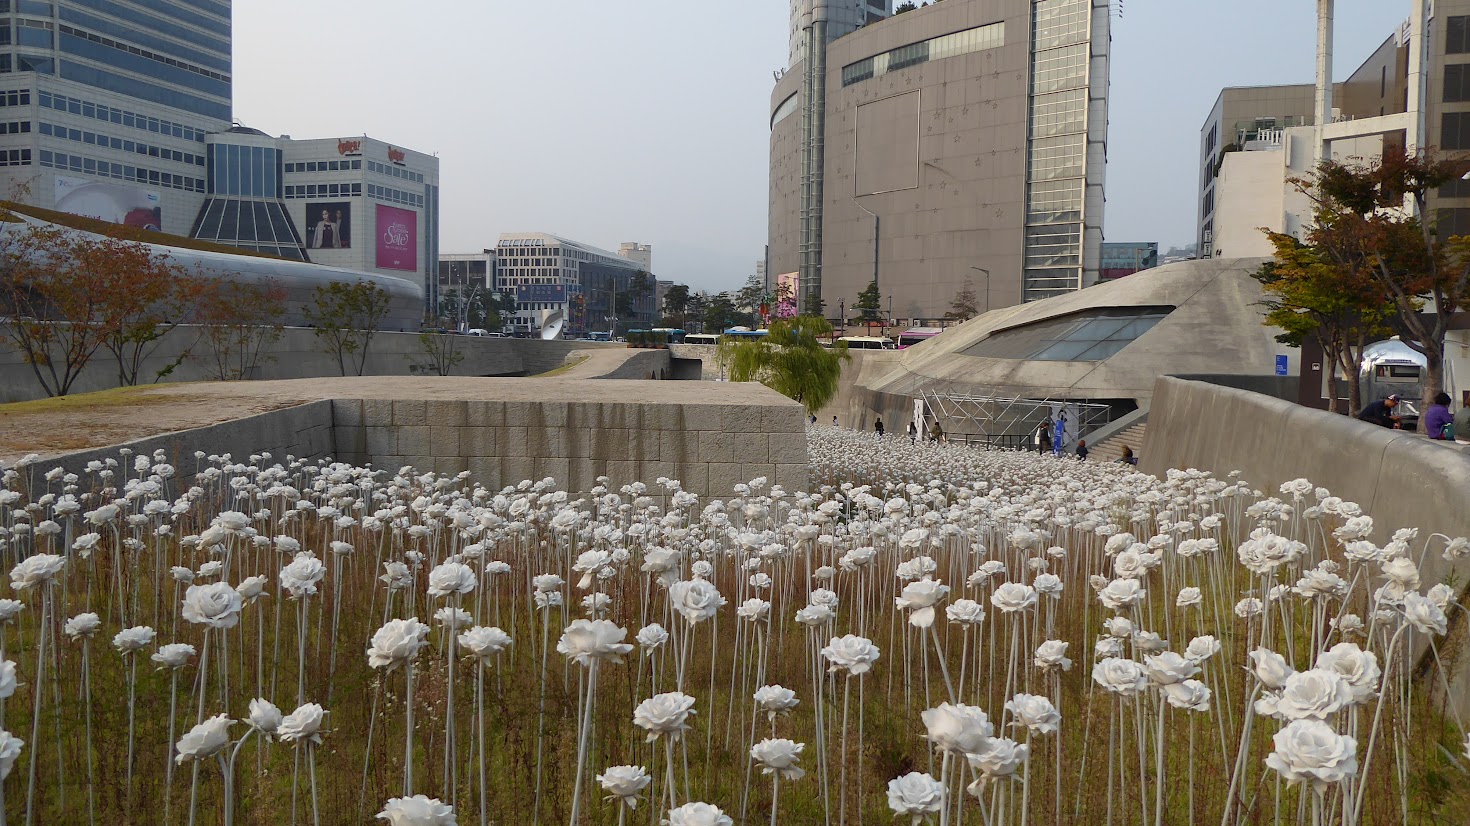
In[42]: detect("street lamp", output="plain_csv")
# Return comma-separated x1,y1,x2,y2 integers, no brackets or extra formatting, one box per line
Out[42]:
969,267,992,314
838,298,845,341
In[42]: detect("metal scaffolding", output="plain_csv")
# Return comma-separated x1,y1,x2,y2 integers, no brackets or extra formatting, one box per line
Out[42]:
919,389,1114,451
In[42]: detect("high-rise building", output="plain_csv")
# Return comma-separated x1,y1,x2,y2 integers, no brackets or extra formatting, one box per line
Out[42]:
1100,242,1159,279
496,233,659,336
0,0,233,236
788,0,890,67
618,241,653,271
770,0,1111,322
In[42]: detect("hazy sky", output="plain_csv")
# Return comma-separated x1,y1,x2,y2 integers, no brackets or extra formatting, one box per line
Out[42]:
234,1,1409,292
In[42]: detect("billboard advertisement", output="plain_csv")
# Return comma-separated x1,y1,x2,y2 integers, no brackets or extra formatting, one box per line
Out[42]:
54,176,161,230
305,202,352,249
775,271,799,319
375,204,417,271
515,284,567,304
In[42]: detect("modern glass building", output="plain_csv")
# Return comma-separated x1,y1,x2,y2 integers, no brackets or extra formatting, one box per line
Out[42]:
0,0,232,236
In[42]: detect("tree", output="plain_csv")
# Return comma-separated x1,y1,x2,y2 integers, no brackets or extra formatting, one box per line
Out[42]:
718,316,850,415
0,225,172,397
802,290,826,317
947,279,979,321
103,260,208,387
407,331,465,376
662,283,691,328
854,279,882,322
490,291,518,332
302,280,392,376
196,278,287,381
703,293,741,332
686,291,712,332
1252,236,1393,414
735,274,766,318
1299,151,1470,429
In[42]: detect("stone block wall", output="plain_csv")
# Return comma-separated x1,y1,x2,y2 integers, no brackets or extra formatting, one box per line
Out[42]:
330,386,808,497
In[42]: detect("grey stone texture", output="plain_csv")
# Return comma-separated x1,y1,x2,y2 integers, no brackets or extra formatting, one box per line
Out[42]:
17,378,809,498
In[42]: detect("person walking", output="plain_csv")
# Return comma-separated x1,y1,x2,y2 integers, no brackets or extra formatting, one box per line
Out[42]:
1038,422,1052,455
875,418,885,436
908,421,918,444
1424,392,1454,439
833,415,840,428
1076,439,1089,461
1357,394,1403,429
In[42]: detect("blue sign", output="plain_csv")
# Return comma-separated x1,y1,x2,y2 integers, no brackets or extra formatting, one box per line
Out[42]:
1275,355,1289,377
515,284,567,304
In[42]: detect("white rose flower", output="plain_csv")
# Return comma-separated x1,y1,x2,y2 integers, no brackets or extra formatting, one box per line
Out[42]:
1264,719,1358,788
895,578,950,628
427,561,476,598
750,737,805,780
174,714,234,764
1144,651,1199,686
665,802,734,826
181,582,242,629
1092,657,1148,697
1234,597,1264,619
556,619,633,666
1005,693,1060,735
945,599,985,626
434,606,473,630
752,685,800,720
821,634,881,676
1034,640,1072,672
1273,669,1354,721
151,643,196,670
1175,586,1202,607
278,702,325,746
10,554,65,592
380,562,412,592
0,601,24,623
667,579,726,625
0,661,14,701
112,625,156,653
632,692,697,742
64,612,101,640
920,702,994,755
597,764,651,809
635,624,669,653
459,626,512,660
1248,647,1294,689
990,582,1039,614
1427,583,1456,612
367,618,430,671
375,795,456,825
1403,591,1448,635
1163,679,1212,712
794,603,835,626
280,556,326,599
1032,573,1063,598
887,771,945,820
248,698,283,736
1183,635,1222,664
1098,578,1145,610
737,598,771,622
0,730,22,780
967,737,1029,783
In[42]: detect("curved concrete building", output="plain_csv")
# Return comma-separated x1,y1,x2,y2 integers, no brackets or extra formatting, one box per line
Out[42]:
771,0,1111,321
827,257,1297,434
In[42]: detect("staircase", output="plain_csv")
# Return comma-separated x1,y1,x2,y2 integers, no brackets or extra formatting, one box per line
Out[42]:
1090,420,1148,464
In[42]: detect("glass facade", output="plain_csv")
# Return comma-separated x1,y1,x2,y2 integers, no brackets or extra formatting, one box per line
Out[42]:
206,143,281,198
3,0,231,123
962,306,1173,362
1023,0,1091,302
840,22,1005,87
190,197,307,260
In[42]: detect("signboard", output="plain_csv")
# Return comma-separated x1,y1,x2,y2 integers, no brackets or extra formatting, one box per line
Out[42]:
1275,355,1289,377
374,204,417,271
305,202,351,249
515,284,567,304
912,398,925,436
337,139,362,156
54,176,160,230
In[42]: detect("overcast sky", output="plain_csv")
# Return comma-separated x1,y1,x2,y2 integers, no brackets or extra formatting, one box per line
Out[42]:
234,0,1410,292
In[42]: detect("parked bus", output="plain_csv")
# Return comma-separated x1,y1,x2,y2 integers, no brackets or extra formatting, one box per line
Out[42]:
684,333,721,345
722,328,769,340
897,327,944,349
838,336,893,350
651,328,688,344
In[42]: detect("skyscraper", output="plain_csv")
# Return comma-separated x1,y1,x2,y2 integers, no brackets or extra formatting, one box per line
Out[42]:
769,0,1111,322
788,0,890,67
0,0,232,236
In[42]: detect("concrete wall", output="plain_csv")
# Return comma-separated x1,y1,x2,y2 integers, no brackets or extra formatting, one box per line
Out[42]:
31,401,336,481
1143,375,1470,710
0,325,602,403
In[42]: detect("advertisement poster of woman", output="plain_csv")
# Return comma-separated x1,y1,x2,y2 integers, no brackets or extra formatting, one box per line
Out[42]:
306,201,351,249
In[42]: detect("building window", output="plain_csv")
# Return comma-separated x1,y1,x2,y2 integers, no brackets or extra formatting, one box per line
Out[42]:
962,306,1174,361
1450,16,1470,55
1447,64,1470,103
1443,112,1470,150
1437,208,1470,238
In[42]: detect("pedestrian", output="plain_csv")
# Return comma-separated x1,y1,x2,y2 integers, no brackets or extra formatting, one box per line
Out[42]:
1038,423,1052,455
833,415,839,428
809,414,817,426
1076,439,1089,461
875,417,885,436
908,421,918,445
1118,445,1138,466
1424,392,1454,439
929,418,944,443
1357,394,1403,429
